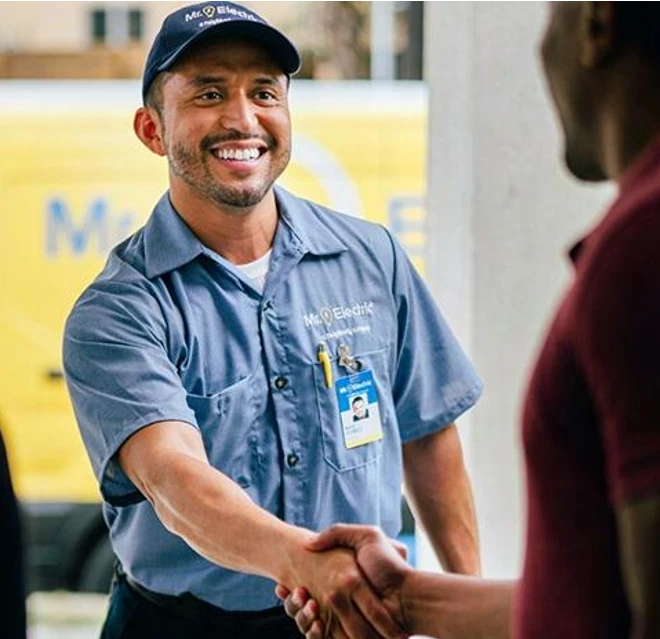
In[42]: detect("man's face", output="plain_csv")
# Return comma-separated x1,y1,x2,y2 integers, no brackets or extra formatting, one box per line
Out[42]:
156,38,291,212
352,398,367,419
540,2,607,181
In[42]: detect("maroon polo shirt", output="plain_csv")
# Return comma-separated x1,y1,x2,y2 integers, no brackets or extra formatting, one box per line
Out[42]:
514,139,660,638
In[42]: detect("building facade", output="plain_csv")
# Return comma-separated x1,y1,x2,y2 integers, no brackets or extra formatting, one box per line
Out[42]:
0,0,313,78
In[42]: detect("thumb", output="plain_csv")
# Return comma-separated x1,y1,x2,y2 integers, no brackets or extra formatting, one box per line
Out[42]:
390,538,408,561
306,523,374,552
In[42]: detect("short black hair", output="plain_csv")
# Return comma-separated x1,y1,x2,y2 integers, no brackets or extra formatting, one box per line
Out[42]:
616,1,660,58
144,73,166,113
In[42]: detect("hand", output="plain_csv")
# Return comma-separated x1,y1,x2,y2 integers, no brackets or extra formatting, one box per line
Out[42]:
283,544,407,639
277,525,412,638
275,585,324,639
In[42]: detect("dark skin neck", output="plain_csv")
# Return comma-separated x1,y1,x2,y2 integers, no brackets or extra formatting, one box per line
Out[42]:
600,52,660,182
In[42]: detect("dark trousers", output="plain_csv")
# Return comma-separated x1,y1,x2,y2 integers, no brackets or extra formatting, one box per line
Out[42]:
101,573,301,639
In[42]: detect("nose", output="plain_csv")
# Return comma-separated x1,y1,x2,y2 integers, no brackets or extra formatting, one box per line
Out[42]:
219,94,258,134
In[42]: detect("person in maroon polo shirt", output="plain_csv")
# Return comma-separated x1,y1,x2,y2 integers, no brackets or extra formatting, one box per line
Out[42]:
279,2,660,638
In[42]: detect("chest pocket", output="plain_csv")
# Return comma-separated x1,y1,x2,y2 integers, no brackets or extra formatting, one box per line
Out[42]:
185,375,261,486
313,346,393,472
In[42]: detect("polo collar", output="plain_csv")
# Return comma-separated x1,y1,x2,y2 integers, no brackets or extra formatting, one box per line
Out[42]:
274,186,348,257
144,193,206,279
143,187,348,279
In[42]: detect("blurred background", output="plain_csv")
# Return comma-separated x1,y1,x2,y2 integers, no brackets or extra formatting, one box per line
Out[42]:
0,2,613,637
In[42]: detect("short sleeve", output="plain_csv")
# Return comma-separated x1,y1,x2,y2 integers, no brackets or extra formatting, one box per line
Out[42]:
383,228,483,442
576,208,660,504
63,278,197,506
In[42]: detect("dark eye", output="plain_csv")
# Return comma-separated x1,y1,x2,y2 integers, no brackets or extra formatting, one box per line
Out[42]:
255,90,276,101
200,90,223,101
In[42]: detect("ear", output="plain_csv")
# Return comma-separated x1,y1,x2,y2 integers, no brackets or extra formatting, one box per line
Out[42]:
133,107,166,157
580,1,616,68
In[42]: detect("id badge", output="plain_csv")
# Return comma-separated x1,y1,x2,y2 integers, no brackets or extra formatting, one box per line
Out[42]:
335,370,384,449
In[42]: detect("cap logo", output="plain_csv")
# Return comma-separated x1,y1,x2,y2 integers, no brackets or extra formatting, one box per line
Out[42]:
184,4,261,24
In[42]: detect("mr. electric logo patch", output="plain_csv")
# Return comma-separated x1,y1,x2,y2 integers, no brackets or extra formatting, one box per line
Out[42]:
303,301,375,329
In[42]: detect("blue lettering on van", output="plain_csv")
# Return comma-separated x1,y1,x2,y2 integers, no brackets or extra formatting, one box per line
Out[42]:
46,198,137,257
388,195,426,258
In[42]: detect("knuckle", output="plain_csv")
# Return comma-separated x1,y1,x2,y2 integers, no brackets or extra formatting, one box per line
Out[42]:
340,571,360,591
328,588,344,606
365,525,380,539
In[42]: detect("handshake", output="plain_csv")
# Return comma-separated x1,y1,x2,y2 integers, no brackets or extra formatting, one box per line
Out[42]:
275,524,513,639
275,524,413,639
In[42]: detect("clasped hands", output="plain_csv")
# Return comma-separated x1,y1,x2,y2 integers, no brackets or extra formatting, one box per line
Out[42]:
276,524,412,639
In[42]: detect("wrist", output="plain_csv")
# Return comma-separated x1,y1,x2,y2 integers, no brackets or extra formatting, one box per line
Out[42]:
267,522,316,586
399,567,424,635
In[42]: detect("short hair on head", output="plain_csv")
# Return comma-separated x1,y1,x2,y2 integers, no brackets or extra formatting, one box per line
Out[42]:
616,1,660,59
144,73,166,113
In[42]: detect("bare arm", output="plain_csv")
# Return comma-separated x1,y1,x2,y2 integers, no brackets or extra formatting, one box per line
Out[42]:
616,493,660,639
119,421,405,639
402,570,513,639
118,420,307,577
403,424,481,575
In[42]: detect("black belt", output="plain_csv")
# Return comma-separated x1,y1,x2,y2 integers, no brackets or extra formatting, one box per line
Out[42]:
117,566,286,624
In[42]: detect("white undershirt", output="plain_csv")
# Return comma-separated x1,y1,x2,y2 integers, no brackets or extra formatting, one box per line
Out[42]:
235,249,272,294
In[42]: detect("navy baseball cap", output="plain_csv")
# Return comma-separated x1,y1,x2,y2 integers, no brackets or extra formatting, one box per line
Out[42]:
142,1,301,102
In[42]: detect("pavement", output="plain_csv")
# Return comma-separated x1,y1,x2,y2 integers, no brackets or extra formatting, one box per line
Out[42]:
28,592,106,639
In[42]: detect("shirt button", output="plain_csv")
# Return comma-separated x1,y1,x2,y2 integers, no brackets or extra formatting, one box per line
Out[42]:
237,476,250,489
286,452,300,468
274,376,288,390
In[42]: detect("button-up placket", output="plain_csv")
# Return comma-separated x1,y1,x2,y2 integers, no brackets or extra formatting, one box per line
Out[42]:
259,233,309,526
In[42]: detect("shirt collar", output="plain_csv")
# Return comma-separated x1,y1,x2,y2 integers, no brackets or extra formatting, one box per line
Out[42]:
144,193,205,279
144,187,347,279
273,186,348,256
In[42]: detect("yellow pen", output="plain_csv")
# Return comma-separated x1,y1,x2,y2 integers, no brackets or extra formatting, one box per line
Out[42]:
317,342,333,388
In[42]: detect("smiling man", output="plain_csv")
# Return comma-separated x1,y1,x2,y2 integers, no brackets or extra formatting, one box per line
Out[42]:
63,2,483,638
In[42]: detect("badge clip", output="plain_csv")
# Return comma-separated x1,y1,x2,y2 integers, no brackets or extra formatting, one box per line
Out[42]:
337,343,362,373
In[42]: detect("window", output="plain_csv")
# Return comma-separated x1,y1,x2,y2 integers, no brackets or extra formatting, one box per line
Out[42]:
89,7,144,46
91,9,106,44
128,9,143,41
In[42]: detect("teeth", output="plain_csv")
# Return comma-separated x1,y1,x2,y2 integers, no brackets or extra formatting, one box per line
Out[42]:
217,148,260,161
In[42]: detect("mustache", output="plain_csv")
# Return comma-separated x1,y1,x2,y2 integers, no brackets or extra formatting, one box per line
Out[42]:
201,132,275,151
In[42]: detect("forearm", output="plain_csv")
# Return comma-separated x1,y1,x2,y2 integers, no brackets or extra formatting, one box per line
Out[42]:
138,452,311,584
617,493,660,639
404,426,481,575
403,571,514,639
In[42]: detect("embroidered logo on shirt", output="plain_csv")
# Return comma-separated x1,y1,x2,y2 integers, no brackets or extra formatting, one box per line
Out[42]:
303,301,374,328
302,301,375,341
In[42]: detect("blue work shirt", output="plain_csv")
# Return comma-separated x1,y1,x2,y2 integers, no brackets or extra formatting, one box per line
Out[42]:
63,187,482,611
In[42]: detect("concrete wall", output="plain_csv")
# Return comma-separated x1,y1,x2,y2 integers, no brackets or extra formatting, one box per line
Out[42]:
422,2,613,578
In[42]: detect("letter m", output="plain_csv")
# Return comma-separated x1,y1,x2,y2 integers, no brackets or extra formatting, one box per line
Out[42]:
46,198,108,257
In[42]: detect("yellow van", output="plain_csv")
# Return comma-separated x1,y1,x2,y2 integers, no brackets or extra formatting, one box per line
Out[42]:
0,80,426,592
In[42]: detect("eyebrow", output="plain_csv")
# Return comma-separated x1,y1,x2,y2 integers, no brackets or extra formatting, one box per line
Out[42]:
188,74,283,88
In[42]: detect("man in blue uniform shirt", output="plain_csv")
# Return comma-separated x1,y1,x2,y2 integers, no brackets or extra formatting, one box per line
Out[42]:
63,2,483,637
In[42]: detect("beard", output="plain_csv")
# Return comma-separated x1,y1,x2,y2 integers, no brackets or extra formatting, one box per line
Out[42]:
167,131,289,212
564,143,607,183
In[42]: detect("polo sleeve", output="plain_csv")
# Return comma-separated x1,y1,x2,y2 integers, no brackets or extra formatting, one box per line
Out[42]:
382,228,483,442
576,208,660,505
63,278,197,507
